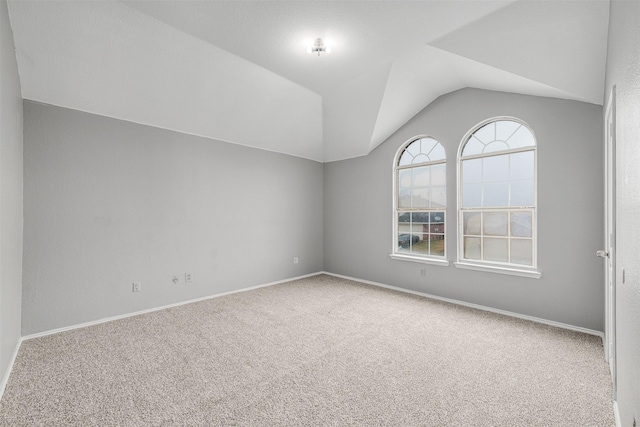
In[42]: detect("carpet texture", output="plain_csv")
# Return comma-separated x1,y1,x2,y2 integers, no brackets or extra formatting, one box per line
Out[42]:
0,274,614,426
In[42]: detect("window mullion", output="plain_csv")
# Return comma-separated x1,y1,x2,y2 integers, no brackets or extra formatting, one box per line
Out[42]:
461,146,535,161
479,212,484,261
507,211,512,264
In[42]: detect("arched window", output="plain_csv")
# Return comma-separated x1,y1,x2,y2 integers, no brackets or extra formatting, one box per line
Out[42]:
458,118,537,272
393,136,447,262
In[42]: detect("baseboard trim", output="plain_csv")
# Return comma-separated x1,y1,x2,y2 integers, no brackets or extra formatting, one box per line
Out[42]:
322,272,604,339
20,271,605,341
6,270,611,407
0,337,23,401
23,272,324,341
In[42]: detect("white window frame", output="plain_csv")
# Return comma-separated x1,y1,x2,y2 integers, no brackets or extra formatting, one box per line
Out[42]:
390,135,449,267
454,117,541,279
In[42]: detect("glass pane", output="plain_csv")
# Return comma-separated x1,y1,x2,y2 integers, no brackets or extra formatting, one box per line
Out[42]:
483,182,509,207
508,125,535,149
412,166,430,187
412,212,429,224
511,238,533,265
483,140,510,153
429,186,446,208
511,212,532,237
430,211,445,224
398,233,413,250
399,152,413,166
411,235,428,255
482,155,509,182
462,158,482,183
420,137,437,155
510,180,534,206
406,140,420,157
431,164,446,186
429,222,445,233
474,122,495,144
398,169,411,189
464,237,481,260
510,151,534,180
412,188,429,208
428,143,446,161
398,212,411,224
462,137,484,156
462,183,482,207
483,238,508,262
483,212,508,236
398,215,411,251
398,190,411,209
463,212,481,235
496,121,521,142
428,235,445,256
413,154,429,164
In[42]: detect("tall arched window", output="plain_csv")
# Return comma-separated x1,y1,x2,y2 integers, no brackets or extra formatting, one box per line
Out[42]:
457,118,538,275
392,136,447,263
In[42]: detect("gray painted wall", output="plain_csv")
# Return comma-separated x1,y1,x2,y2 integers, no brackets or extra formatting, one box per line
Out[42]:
324,88,604,331
604,0,640,424
0,0,24,388
22,101,323,335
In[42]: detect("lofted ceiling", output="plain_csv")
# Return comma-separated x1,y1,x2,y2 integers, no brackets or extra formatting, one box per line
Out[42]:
7,1,610,162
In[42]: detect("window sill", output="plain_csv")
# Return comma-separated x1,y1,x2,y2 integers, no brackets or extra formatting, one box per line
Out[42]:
453,262,541,279
389,254,450,267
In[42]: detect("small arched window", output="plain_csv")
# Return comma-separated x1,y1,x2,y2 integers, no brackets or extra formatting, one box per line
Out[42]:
393,136,447,261
458,118,537,271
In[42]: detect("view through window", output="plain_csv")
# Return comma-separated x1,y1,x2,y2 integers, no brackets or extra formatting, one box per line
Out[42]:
395,137,446,258
459,119,536,268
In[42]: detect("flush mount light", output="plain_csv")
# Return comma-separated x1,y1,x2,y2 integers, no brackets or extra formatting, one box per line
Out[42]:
307,38,331,56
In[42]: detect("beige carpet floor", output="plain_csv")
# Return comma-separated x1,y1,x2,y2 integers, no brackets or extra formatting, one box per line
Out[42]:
0,274,614,426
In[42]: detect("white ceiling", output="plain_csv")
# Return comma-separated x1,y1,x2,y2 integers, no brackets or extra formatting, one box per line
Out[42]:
7,0,610,162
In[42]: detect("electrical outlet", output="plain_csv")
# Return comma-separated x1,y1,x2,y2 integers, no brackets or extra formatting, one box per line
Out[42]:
293,257,299,264
420,268,426,277
185,273,192,283
132,282,141,292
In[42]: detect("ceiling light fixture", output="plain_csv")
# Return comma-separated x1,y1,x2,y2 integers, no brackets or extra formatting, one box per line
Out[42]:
307,38,331,56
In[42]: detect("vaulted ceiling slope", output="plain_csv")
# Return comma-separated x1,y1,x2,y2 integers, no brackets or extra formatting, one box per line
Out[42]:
7,1,609,162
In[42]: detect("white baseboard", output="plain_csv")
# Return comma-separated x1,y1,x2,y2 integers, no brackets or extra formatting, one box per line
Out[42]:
20,270,605,342
322,271,604,339
0,337,23,401
613,400,621,427
23,272,324,341
6,270,611,410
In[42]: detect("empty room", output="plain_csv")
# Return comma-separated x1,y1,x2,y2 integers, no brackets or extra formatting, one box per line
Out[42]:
1,0,638,425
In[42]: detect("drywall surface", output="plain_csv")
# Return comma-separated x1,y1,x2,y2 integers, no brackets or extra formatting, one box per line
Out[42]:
8,1,324,161
324,88,604,331
0,0,24,388
22,102,323,335
604,0,640,424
